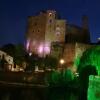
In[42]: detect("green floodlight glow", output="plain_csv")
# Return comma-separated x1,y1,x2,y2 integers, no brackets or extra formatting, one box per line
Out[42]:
76,46,100,75
88,75,100,100
73,46,100,100
50,71,61,85
74,56,80,69
62,69,74,83
46,69,74,85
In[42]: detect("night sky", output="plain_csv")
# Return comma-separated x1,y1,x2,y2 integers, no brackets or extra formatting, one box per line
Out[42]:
0,0,100,46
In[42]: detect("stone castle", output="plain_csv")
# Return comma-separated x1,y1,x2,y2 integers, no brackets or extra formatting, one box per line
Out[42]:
25,10,93,72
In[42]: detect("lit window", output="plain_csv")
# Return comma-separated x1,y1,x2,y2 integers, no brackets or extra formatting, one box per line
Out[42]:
56,31,60,35
56,27,60,31
49,12,52,16
56,27,61,35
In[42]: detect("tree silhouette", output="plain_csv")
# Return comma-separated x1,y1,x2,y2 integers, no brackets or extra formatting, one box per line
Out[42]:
79,65,97,100
1,44,15,57
79,65,97,88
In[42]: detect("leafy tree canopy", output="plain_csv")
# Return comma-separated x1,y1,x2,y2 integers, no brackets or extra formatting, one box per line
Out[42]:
44,55,58,69
1,43,15,57
1,43,28,66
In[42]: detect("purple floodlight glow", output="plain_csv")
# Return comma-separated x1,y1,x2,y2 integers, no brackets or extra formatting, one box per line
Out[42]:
32,40,36,45
38,43,50,55
38,45,44,54
44,45,50,54
26,40,30,51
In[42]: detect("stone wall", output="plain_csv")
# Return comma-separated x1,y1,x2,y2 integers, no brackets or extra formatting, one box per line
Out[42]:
63,43,92,71
26,14,47,52
63,43,75,68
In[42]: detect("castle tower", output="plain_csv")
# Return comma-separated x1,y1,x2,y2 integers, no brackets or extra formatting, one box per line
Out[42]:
45,10,56,43
82,15,90,43
82,15,89,30
45,10,66,43
26,12,47,54
26,10,66,56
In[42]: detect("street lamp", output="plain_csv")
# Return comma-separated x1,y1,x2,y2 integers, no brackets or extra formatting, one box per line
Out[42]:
59,59,65,65
29,52,32,56
59,59,65,69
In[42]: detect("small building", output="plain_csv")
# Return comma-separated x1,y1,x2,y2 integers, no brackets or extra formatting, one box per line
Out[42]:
0,50,14,71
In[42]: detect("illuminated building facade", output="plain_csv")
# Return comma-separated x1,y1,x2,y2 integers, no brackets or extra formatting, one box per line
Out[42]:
26,10,92,71
26,10,66,56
